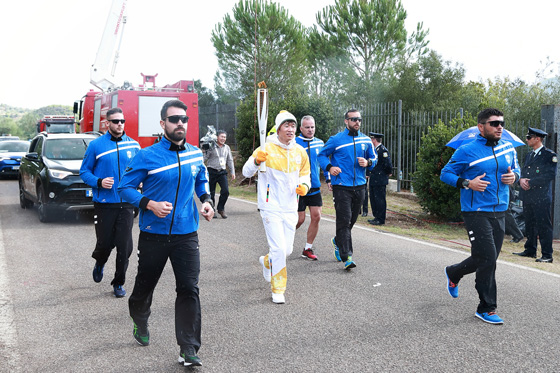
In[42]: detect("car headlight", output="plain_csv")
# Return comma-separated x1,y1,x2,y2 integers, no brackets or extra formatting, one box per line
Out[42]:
49,169,74,179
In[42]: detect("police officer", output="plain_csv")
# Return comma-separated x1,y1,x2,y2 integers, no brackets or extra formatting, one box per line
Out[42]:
513,127,558,263
367,132,393,226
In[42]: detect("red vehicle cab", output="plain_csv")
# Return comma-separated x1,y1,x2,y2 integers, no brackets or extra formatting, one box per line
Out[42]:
75,74,199,148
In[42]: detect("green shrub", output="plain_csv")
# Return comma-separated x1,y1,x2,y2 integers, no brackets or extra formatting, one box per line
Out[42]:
413,113,476,221
235,89,335,161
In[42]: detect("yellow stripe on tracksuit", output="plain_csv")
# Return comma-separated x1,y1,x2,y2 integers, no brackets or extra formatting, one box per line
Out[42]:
249,142,310,294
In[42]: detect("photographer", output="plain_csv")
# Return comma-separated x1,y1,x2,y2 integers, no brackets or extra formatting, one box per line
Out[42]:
203,129,235,218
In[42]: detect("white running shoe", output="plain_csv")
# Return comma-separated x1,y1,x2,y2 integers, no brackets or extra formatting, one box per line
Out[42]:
272,293,285,304
259,256,271,282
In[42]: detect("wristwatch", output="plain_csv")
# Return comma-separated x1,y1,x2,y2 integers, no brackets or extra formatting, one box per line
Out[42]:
462,179,470,189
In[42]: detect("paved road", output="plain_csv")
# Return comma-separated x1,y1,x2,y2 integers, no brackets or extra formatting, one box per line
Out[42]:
1,179,559,372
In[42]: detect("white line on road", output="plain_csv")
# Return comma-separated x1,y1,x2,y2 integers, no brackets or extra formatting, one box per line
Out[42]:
0,213,20,371
229,196,560,279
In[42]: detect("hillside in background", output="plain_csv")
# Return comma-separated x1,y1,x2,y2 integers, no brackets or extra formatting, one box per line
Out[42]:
1,104,73,139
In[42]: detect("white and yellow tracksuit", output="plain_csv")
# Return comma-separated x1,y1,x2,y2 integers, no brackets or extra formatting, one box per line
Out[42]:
242,135,311,294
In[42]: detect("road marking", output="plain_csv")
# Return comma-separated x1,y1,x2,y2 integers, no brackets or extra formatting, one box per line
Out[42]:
229,197,560,279
0,214,20,370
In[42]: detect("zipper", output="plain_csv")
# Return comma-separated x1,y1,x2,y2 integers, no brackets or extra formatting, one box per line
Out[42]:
169,151,181,237
352,136,356,187
116,141,122,204
492,146,499,211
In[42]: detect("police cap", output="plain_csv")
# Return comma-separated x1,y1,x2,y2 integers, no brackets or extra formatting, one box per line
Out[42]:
527,127,548,138
369,132,384,139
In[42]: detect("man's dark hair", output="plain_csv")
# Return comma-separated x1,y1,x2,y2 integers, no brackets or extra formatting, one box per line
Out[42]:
217,130,227,137
344,108,359,119
106,107,123,118
161,100,188,120
478,108,504,124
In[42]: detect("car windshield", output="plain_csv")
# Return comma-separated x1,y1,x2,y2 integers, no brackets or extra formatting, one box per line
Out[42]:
46,123,74,134
43,138,95,160
0,141,29,152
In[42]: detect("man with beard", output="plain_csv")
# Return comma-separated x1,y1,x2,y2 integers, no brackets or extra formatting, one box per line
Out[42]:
118,100,214,366
80,107,140,298
441,108,520,325
318,109,377,270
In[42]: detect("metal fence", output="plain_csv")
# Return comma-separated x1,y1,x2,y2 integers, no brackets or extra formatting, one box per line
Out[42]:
337,101,535,191
198,101,536,191
198,103,238,149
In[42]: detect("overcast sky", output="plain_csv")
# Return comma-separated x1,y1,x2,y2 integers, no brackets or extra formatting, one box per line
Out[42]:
1,0,559,109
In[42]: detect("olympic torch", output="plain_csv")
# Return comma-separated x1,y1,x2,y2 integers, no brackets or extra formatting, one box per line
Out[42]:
256,81,268,172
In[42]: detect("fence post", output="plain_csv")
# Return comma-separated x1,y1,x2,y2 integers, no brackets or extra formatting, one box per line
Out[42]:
541,104,560,239
397,100,402,192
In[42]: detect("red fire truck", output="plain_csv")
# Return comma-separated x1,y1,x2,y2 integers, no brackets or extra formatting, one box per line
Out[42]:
36,115,76,134
75,74,199,148
74,0,199,148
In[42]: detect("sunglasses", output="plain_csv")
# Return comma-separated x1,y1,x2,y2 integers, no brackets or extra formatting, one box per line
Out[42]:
347,117,362,122
165,115,189,124
486,120,504,127
526,135,536,140
109,119,125,124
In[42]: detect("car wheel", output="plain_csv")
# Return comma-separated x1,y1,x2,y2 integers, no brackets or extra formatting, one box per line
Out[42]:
19,179,33,209
37,186,51,222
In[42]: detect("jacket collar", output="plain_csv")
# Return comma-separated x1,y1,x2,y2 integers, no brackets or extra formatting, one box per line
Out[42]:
161,135,186,151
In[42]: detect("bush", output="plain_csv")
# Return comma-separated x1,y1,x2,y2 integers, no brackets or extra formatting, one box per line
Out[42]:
235,89,335,161
413,113,476,221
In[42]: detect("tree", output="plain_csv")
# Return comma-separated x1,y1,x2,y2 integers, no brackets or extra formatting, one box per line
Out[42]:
387,50,465,110
0,117,18,137
235,88,335,161
311,0,429,105
193,79,216,107
211,0,308,100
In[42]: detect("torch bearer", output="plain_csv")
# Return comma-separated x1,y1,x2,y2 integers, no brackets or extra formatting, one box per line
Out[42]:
256,81,268,172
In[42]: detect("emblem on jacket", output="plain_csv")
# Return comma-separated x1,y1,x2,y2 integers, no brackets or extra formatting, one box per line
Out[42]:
127,151,132,158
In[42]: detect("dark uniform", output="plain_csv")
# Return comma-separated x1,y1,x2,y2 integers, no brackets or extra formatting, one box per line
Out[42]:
366,133,392,225
516,127,558,262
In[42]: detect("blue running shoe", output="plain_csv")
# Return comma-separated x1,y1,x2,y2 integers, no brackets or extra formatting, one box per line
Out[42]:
444,267,458,298
331,237,341,262
92,262,104,283
344,256,356,270
475,311,504,325
113,285,126,298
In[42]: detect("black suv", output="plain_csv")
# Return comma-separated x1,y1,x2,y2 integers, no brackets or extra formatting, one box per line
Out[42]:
19,132,100,222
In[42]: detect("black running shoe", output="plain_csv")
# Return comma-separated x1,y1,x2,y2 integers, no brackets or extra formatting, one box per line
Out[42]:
132,319,149,346
178,346,202,367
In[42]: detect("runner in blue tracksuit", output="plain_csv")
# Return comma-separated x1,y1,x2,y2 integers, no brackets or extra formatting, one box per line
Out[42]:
295,115,331,260
117,100,213,367
441,108,520,325
80,107,140,297
318,109,377,269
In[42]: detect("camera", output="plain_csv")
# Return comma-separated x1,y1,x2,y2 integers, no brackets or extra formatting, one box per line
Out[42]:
200,125,218,150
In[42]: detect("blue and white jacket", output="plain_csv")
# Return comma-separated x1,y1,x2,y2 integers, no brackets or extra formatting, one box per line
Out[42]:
318,128,377,188
295,135,330,195
118,136,210,235
440,134,520,212
80,132,140,204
